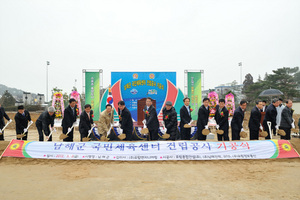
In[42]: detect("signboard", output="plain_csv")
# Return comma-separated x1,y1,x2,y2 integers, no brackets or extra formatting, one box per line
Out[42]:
111,72,176,121
2,139,299,161
187,72,202,120
85,72,100,120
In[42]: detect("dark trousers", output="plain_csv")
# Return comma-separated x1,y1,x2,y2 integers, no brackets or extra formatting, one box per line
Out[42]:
249,129,259,140
149,128,159,140
63,129,74,142
181,127,191,140
217,127,229,141
16,131,28,141
167,129,177,141
279,127,291,140
263,124,275,139
0,124,4,140
198,128,207,141
124,129,133,141
80,130,88,141
36,122,52,141
232,129,241,140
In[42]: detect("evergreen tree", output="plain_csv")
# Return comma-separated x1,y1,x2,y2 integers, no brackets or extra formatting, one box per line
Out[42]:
0,90,16,106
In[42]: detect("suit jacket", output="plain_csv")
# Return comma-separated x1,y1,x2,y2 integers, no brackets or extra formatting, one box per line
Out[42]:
144,105,159,131
0,106,10,127
248,106,261,131
36,111,55,134
215,105,229,129
231,106,245,131
79,111,93,134
98,109,114,134
163,107,178,133
14,110,31,134
62,105,78,133
263,104,277,128
180,105,192,128
118,107,133,133
197,105,209,131
280,106,293,128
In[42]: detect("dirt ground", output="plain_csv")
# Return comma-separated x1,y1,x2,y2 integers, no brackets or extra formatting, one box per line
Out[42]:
0,112,299,199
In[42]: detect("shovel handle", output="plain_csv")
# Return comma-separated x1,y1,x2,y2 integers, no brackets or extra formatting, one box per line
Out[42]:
267,121,272,139
1,120,12,132
86,125,96,138
66,125,75,135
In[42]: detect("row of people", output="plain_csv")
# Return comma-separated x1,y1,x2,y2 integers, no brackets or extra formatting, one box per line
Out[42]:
0,97,297,141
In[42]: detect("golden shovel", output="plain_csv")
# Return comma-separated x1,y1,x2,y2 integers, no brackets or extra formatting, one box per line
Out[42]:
17,121,33,139
82,125,96,142
59,125,75,140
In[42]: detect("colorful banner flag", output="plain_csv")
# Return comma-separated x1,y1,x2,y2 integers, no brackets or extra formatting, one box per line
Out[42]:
85,72,100,120
187,72,202,120
2,139,299,161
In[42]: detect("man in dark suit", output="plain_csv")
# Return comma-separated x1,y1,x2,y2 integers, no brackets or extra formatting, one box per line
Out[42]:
62,98,78,142
79,104,94,141
248,100,263,140
263,98,279,139
36,106,56,141
0,104,11,141
215,99,229,141
196,98,210,141
180,97,192,140
231,100,247,140
279,100,294,140
14,105,32,140
118,100,133,141
163,101,178,140
144,97,159,140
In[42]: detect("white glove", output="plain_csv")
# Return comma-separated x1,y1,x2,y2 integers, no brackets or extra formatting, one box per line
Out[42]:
88,130,92,134
205,125,208,129
241,128,245,132
119,128,123,134
142,119,146,124
30,120,33,124
275,125,279,130
0,129,2,134
9,119,12,123
23,128,28,133
291,123,295,129
216,124,220,129
93,123,97,127
260,125,263,131
68,127,72,132
165,128,168,133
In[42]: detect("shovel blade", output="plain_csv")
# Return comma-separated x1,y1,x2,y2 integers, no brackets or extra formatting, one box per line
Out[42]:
16,134,25,139
59,134,68,140
82,137,91,142
118,134,126,140
162,133,170,139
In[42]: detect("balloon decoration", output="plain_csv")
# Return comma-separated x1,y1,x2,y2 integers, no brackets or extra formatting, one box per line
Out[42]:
208,91,219,117
52,92,64,118
225,93,235,117
70,91,82,116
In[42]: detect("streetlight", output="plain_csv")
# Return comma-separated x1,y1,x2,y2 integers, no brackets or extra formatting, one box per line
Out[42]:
46,61,50,102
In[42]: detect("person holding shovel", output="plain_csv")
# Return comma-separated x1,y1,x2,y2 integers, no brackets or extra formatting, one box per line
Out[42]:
144,97,159,140
231,100,247,140
98,104,114,140
180,97,192,140
118,100,133,141
62,98,78,142
215,99,229,141
14,105,32,140
248,100,263,140
79,104,94,141
0,103,11,141
162,101,178,140
279,100,294,140
263,98,279,139
196,98,210,141
36,106,56,141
